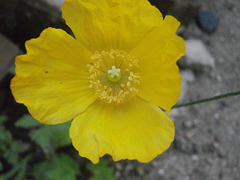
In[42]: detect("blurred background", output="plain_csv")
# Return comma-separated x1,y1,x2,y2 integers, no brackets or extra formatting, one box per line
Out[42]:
0,0,240,179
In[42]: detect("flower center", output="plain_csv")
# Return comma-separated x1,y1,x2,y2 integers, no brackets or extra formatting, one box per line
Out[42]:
107,66,121,82
87,50,141,104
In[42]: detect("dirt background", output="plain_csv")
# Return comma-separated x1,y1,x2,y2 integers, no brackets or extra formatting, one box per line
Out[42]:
115,0,240,180
0,0,239,179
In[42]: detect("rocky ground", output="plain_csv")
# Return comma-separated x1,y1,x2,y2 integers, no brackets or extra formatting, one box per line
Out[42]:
0,0,239,180
115,0,240,180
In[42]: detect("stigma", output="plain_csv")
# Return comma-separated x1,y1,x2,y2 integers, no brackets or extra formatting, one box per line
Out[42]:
107,66,121,82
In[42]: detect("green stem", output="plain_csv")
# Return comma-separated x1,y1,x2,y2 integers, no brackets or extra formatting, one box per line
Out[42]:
2,155,31,180
173,90,240,109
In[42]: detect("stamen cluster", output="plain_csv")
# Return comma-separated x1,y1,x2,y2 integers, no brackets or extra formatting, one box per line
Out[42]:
87,50,141,104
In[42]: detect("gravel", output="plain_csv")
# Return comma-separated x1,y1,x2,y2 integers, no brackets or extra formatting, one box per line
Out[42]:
116,0,240,179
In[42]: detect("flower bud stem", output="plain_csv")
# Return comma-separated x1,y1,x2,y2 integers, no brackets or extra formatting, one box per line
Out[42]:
173,90,240,109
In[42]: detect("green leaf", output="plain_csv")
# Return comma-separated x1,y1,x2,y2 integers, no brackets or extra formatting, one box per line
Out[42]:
15,156,30,180
46,154,80,180
15,114,41,128
0,156,31,180
0,162,3,171
31,159,52,180
87,160,115,180
0,115,8,124
31,121,72,151
0,126,23,165
9,64,16,75
31,154,80,180
0,127,14,159
0,127,12,151
4,142,23,165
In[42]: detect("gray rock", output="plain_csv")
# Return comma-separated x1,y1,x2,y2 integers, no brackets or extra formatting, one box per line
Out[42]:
0,33,21,81
179,39,215,70
0,0,18,34
178,79,188,103
0,0,71,47
179,80,188,104
181,69,196,82
178,70,195,103
43,0,64,9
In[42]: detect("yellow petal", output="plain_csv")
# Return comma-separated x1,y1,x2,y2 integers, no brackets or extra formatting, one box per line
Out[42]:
62,0,162,51
70,98,174,164
130,16,185,113
11,28,98,125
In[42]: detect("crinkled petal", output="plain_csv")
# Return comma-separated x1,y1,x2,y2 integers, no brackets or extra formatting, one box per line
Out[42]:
130,16,185,113
70,98,174,163
62,0,162,51
11,28,98,125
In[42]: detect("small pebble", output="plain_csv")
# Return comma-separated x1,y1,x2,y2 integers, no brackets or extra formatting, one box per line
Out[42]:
192,155,199,161
151,161,158,168
184,120,193,129
216,75,222,82
213,142,220,149
125,164,134,172
214,113,220,120
193,119,200,126
218,148,226,158
206,158,213,165
115,171,121,179
197,12,219,33
136,166,145,176
158,169,165,175
185,131,194,140
115,163,122,170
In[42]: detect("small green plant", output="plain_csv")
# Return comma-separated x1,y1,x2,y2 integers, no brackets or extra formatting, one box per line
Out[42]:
0,162,3,171
0,116,23,165
31,154,80,180
0,115,29,180
15,114,72,153
2,113,115,180
0,156,31,180
87,159,115,180
15,114,40,128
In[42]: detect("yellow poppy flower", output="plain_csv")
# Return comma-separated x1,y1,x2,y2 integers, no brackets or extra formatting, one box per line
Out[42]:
11,0,185,163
